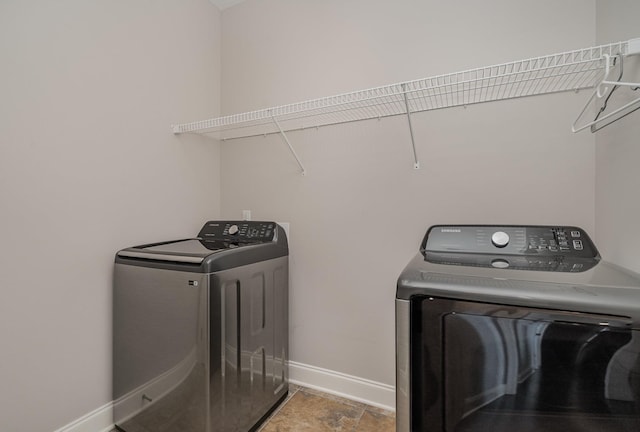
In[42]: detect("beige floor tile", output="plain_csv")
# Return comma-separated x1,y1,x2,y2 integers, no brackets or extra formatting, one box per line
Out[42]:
354,409,396,432
259,390,364,432
297,387,366,410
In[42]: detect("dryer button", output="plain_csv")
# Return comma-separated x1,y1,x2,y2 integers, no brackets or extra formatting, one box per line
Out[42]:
491,231,510,248
491,259,510,268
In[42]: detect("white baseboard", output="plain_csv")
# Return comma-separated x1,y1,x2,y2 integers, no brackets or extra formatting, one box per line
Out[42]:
289,361,396,412
53,359,395,432
52,402,113,432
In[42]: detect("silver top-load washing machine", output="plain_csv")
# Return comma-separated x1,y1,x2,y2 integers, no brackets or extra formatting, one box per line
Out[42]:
113,221,288,432
396,225,640,432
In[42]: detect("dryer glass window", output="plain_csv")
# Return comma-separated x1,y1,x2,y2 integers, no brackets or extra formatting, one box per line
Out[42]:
443,313,640,432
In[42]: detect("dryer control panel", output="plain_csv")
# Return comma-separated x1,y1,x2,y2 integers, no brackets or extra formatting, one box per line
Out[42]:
422,225,600,272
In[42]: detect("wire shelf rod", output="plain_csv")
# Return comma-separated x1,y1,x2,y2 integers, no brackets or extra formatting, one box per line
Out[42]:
217,83,601,142
172,40,633,136
211,76,601,140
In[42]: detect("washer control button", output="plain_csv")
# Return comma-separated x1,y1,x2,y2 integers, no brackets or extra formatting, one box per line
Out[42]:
228,224,239,235
573,240,583,250
491,231,510,248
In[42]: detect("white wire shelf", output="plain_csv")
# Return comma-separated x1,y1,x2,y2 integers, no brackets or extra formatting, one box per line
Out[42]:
173,40,634,140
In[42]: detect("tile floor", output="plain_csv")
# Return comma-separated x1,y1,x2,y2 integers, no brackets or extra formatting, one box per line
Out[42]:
257,385,396,432
113,384,395,432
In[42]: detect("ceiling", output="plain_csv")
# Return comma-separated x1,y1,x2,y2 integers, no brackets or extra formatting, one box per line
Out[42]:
209,0,246,10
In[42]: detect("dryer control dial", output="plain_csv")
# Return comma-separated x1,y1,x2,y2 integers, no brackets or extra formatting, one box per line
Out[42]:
228,224,239,235
491,231,510,248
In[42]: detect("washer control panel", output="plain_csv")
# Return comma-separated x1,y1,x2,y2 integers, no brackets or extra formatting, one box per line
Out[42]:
198,221,277,242
423,225,598,258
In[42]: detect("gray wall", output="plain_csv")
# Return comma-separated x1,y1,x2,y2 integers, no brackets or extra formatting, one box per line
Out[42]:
220,0,596,386
0,1,222,431
6,0,639,429
595,0,640,273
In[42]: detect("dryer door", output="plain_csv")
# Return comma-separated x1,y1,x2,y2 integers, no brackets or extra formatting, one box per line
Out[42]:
406,296,640,432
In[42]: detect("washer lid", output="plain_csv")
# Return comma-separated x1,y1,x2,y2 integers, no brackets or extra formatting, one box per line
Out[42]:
115,221,289,272
117,238,266,264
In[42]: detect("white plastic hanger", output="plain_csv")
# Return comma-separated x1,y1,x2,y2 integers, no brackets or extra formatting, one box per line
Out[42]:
572,53,640,133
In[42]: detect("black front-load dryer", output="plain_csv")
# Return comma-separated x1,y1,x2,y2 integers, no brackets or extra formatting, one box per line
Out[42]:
396,225,640,432
113,221,289,432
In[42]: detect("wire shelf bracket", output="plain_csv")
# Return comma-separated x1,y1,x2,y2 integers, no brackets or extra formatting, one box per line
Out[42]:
402,84,420,169
272,116,306,175
172,37,640,168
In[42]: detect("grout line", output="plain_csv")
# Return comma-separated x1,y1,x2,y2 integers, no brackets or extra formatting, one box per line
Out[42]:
351,404,367,432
